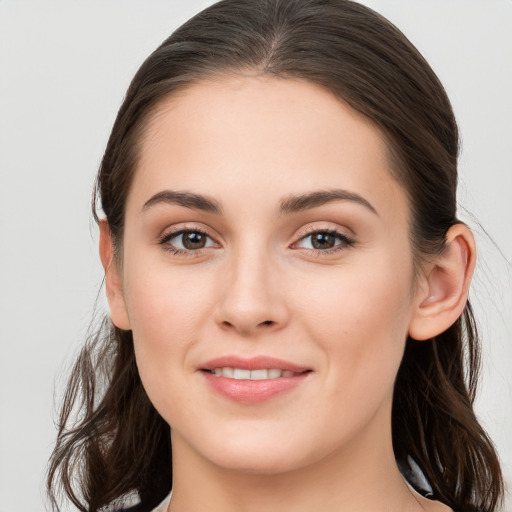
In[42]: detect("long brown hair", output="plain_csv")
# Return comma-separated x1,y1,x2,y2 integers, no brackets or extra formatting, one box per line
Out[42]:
47,1,504,511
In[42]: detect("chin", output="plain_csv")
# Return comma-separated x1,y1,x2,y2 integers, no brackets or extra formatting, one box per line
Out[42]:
176,422,339,478
208,447,309,476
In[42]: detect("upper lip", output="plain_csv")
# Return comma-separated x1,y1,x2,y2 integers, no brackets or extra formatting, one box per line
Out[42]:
200,356,311,373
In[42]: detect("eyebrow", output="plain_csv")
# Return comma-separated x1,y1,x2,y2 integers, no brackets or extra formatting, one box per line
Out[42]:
142,188,377,216
279,189,378,216
142,190,222,214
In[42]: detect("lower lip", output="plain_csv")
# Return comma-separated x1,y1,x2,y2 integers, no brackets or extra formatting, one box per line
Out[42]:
202,372,309,404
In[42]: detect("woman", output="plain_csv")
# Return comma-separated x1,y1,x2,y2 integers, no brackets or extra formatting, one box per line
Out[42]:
47,1,505,511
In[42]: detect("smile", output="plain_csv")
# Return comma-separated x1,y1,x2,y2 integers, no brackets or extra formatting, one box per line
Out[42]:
210,368,298,379
200,357,311,404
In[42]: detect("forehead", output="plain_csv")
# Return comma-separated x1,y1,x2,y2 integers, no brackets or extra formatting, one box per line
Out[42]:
129,75,407,221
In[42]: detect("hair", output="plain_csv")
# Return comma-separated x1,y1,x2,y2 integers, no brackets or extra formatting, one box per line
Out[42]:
47,1,504,511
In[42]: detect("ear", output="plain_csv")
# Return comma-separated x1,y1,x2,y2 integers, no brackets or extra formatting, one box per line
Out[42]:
408,223,476,341
99,219,131,330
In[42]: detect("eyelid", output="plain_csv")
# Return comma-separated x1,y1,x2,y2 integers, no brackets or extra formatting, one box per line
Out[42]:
158,223,221,255
159,223,218,241
293,223,355,243
290,224,356,254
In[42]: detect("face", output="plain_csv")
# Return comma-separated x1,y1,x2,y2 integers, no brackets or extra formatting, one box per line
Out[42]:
111,76,424,475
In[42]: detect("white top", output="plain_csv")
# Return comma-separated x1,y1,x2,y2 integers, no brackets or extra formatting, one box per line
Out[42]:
152,492,172,512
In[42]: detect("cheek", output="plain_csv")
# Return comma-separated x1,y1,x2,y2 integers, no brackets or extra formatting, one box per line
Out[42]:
124,257,214,339
295,255,414,400
122,264,216,411
300,254,413,334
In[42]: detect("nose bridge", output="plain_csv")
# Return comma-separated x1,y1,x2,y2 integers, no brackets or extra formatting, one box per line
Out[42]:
215,237,288,334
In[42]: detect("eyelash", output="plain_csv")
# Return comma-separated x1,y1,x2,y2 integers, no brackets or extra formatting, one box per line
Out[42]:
292,228,355,256
159,227,217,257
158,226,355,257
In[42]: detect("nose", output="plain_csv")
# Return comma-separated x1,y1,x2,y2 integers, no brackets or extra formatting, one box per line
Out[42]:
214,247,290,336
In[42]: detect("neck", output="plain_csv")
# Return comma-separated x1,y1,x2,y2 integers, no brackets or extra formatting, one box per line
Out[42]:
167,417,427,512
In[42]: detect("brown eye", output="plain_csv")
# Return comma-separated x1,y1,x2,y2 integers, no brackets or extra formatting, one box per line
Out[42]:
294,230,355,253
311,232,336,250
161,229,218,253
182,232,207,249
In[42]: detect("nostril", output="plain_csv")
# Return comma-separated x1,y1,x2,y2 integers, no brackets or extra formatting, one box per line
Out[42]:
218,318,277,331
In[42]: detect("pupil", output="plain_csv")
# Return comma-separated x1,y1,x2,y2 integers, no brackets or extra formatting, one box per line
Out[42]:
312,233,335,250
183,232,205,249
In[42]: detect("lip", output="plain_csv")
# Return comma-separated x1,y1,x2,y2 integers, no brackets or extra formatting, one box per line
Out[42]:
199,355,312,404
200,355,310,373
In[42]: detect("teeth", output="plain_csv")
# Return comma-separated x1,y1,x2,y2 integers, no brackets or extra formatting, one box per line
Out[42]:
233,368,251,380
250,369,268,380
211,368,299,380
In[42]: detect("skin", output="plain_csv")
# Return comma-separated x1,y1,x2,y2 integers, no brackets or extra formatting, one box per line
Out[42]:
100,75,475,512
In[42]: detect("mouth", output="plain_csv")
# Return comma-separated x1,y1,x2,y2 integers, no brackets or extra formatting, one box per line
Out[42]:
205,368,303,379
200,356,312,403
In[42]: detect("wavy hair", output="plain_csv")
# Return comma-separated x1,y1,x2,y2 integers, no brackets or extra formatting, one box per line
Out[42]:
47,1,504,511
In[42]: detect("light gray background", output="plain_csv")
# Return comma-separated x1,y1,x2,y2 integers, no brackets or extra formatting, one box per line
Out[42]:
0,1,510,511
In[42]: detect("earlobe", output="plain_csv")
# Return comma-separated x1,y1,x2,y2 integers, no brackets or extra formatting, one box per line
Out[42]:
99,220,131,331
408,224,476,341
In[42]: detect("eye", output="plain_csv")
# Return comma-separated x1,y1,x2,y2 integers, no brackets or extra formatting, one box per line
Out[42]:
294,229,354,252
160,229,218,254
